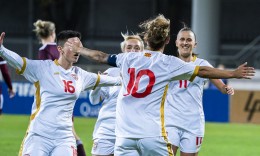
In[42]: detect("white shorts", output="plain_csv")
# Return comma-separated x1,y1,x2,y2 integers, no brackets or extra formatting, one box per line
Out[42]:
167,127,203,153
91,138,115,155
114,137,173,156
20,132,77,156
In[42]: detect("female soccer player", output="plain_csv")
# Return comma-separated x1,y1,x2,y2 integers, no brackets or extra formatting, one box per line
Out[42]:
66,14,254,156
165,26,234,156
33,20,59,60
34,19,86,156
0,30,120,156
90,32,144,156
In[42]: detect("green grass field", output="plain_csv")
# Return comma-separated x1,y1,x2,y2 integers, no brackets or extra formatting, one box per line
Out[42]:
0,114,260,156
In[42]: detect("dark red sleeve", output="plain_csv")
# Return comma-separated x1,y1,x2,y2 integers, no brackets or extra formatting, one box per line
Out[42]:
0,63,13,90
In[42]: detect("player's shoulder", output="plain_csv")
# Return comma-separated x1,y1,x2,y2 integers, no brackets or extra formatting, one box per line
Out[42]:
39,43,57,51
194,57,212,66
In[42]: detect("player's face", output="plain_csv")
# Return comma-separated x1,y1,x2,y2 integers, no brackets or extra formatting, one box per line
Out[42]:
61,39,80,63
175,31,197,58
123,39,143,52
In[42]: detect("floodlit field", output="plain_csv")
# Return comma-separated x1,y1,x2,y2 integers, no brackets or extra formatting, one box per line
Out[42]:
0,114,260,156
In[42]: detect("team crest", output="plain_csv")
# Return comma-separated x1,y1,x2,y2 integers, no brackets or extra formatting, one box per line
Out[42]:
71,74,78,80
144,53,151,57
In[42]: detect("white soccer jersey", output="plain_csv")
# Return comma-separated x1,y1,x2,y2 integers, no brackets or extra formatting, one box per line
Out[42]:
114,50,199,138
165,56,213,136
91,67,121,139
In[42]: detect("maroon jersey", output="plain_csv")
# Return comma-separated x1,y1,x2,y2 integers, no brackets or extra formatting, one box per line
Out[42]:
38,43,59,60
0,57,13,94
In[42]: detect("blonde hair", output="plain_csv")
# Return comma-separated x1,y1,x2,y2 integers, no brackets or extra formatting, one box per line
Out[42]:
33,20,55,39
120,32,144,52
139,14,170,51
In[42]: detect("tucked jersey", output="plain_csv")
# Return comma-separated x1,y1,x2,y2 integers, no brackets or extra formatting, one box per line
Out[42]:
38,43,59,60
113,50,199,138
19,58,99,139
92,67,120,139
165,57,212,136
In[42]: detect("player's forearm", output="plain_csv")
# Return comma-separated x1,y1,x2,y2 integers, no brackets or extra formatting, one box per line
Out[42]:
89,87,102,105
210,79,227,94
0,65,13,90
198,66,235,79
79,47,109,64
0,45,23,70
98,75,121,87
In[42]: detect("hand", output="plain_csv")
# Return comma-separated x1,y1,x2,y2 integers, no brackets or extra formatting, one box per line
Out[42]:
225,85,234,95
234,62,255,79
98,71,107,75
0,32,5,46
65,37,83,54
8,89,15,98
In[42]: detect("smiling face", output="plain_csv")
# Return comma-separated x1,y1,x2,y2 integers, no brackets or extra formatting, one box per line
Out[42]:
123,39,143,52
175,30,197,58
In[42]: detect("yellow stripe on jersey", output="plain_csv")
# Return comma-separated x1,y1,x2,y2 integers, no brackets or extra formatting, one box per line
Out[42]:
160,85,173,156
18,132,28,156
19,82,41,155
189,66,199,82
192,55,197,62
30,81,41,120
54,59,59,65
93,74,100,90
16,57,27,75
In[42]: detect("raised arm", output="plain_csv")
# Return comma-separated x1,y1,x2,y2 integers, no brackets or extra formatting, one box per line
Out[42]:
0,32,23,70
198,62,255,79
66,37,109,64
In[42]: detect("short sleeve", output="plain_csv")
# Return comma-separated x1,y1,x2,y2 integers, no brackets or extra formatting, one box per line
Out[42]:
20,58,46,83
80,69,99,91
168,56,198,82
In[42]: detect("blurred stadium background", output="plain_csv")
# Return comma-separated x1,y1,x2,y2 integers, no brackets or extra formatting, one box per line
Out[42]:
0,0,260,155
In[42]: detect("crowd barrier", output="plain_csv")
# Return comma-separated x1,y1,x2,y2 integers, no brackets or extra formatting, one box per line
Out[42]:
2,82,259,123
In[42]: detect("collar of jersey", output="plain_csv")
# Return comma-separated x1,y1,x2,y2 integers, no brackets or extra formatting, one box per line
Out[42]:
192,55,197,62
54,59,74,74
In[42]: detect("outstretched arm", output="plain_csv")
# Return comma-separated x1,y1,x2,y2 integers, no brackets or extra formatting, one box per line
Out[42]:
0,32,23,70
66,37,109,64
198,62,255,79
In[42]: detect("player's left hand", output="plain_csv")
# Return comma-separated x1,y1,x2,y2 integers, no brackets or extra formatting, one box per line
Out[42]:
225,85,234,95
8,89,15,98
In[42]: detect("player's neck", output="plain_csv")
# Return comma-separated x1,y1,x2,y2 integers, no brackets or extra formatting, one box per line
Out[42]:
41,36,55,45
146,46,165,53
57,58,73,70
179,55,193,62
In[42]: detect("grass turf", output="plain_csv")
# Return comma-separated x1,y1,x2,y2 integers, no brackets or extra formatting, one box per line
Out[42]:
0,114,260,156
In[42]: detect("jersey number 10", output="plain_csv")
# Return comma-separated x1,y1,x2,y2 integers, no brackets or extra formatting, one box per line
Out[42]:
124,68,155,98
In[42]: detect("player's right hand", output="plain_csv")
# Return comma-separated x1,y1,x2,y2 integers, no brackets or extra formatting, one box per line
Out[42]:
0,32,6,46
